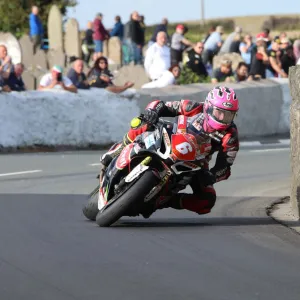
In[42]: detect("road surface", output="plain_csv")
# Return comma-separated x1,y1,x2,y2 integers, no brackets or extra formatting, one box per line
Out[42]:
0,144,299,300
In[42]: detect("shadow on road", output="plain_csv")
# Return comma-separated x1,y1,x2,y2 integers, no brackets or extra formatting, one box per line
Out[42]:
115,216,279,228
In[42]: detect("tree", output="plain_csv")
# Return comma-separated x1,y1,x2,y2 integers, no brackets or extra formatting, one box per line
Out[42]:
0,0,78,38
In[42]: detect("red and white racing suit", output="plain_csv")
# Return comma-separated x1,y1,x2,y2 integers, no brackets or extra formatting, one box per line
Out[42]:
101,99,239,215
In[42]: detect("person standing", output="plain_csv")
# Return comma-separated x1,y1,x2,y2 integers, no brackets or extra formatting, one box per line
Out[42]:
203,25,223,65
29,6,43,53
170,24,193,65
128,11,144,64
150,18,169,46
82,21,94,64
144,31,170,81
93,13,109,56
110,16,124,41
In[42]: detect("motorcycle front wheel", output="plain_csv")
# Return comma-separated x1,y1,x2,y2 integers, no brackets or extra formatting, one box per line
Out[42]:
96,170,159,227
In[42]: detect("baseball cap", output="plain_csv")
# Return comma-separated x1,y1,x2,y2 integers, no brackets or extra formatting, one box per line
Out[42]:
176,24,185,31
52,65,63,73
256,32,268,42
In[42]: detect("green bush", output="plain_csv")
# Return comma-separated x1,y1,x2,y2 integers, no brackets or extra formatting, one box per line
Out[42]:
177,65,211,85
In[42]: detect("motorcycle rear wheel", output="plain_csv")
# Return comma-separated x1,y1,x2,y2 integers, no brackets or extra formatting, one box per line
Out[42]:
96,170,158,227
82,184,100,221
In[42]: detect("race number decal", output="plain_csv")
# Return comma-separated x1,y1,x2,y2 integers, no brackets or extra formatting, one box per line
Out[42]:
171,134,196,161
175,142,193,155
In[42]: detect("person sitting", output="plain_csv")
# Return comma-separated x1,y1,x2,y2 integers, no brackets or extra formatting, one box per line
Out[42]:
186,42,208,77
5,63,26,91
38,65,77,93
67,58,90,90
87,56,134,93
144,31,170,81
0,45,13,79
234,62,251,82
0,73,11,92
142,65,181,88
211,60,235,83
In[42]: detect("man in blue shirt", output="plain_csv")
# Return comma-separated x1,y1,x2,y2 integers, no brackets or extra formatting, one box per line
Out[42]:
149,18,170,46
110,16,124,41
203,25,224,65
29,6,43,53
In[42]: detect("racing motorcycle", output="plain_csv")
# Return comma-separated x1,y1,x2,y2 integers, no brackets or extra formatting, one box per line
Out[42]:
83,115,213,227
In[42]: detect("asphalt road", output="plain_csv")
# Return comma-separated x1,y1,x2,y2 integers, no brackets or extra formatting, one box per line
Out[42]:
0,145,299,300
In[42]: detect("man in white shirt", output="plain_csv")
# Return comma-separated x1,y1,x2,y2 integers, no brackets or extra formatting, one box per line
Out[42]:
38,65,77,93
144,31,170,81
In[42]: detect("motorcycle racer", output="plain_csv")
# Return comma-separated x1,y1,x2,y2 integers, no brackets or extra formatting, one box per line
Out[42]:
100,86,239,217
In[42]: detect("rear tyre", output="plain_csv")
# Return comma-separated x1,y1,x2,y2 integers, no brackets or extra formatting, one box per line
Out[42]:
82,185,100,221
96,170,158,227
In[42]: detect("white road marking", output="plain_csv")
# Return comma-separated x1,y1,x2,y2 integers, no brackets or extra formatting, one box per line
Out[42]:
89,163,101,166
278,139,291,145
0,170,42,177
240,141,262,147
249,148,290,153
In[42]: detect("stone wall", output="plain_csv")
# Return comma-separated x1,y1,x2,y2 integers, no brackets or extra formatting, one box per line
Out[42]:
288,66,300,219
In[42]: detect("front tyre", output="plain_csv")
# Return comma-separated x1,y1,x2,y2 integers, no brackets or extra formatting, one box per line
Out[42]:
96,170,159,227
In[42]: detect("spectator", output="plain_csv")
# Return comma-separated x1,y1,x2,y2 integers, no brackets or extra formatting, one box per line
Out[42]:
150,18,169,45
110,15,124,41
266,37,288,78
186,42,208,77
211,60,235,84
82,21,94,64
139,15,146,48
5,63,26,91
229,34,242,54
0,45,13,78
263,28,271,47
239,34,254,68
293,40,300,62
38,65,77,93
67,59,90,90
249,33,269,79
203,26,216,44
171,24,193,65
219,26,242,54
203,25,224,65
142,65,181,88
144,31,170,81
0,74,11,92
128,11,144,64
29,6,43,53
93,13,109,55
279,32,288,41
280,40,295,75
87,56,134,93
234,62,250,82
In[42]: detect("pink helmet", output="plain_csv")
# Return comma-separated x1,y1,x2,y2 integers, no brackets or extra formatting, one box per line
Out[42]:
203,86,239,132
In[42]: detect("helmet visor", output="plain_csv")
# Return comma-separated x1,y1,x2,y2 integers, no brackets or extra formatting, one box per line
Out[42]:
211,107,236,124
